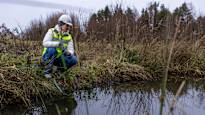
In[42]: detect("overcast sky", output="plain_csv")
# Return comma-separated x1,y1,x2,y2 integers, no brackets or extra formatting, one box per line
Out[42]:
0,0,205,29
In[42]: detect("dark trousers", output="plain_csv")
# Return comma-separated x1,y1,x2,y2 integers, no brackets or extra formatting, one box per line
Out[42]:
42,48,77,74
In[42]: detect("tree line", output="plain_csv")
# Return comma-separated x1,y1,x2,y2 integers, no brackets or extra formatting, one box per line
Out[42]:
1,2,205,44
85,2,205,44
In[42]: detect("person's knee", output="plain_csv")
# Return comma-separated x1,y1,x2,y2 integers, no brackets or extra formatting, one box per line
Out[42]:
47,48,57,54
42,48,57,61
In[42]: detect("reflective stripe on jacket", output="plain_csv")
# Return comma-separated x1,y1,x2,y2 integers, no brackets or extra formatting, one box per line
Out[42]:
42,28,72,58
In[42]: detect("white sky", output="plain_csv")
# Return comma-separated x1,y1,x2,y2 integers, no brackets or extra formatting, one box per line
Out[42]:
0,0,205,29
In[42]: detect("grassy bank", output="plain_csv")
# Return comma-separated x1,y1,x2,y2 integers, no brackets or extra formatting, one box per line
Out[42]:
1,37,205,108
0,39,153,108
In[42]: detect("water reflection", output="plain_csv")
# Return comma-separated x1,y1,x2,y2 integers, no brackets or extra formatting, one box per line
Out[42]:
1,80,205,115
0,97,77,115
74,80,205,115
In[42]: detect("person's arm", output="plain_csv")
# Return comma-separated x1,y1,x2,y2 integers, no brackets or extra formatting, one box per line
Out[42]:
43,29,60,47
66,39,74,55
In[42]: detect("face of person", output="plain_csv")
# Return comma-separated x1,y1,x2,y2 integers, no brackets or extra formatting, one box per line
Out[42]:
61,24,71,32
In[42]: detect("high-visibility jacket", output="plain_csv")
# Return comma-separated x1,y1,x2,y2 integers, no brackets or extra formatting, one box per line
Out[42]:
42,28,72,58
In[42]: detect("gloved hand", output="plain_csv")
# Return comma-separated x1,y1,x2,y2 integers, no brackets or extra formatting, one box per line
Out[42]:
65,51,71,56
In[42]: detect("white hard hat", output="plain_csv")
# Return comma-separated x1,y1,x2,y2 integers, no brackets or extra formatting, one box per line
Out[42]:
58,14,73,26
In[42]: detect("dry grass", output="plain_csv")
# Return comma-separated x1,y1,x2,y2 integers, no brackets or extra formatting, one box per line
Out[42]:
0,38,153,108
0,53,60,108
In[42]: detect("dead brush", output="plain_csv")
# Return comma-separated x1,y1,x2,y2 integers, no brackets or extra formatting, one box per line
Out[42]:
67,60,154,89
104,61,153,82
163,40,205,77
0,53,60,108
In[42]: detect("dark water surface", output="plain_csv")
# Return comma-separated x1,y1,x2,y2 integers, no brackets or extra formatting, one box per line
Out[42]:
1,80,205,115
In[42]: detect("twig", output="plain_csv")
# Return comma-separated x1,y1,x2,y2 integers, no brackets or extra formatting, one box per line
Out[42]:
160,16,182,115
169,80,186,113
32,82,47,112
55,104,61,115
0,73,6,83
0,92,5,106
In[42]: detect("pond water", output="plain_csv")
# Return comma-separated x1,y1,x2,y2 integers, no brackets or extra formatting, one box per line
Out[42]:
1,80,205,115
